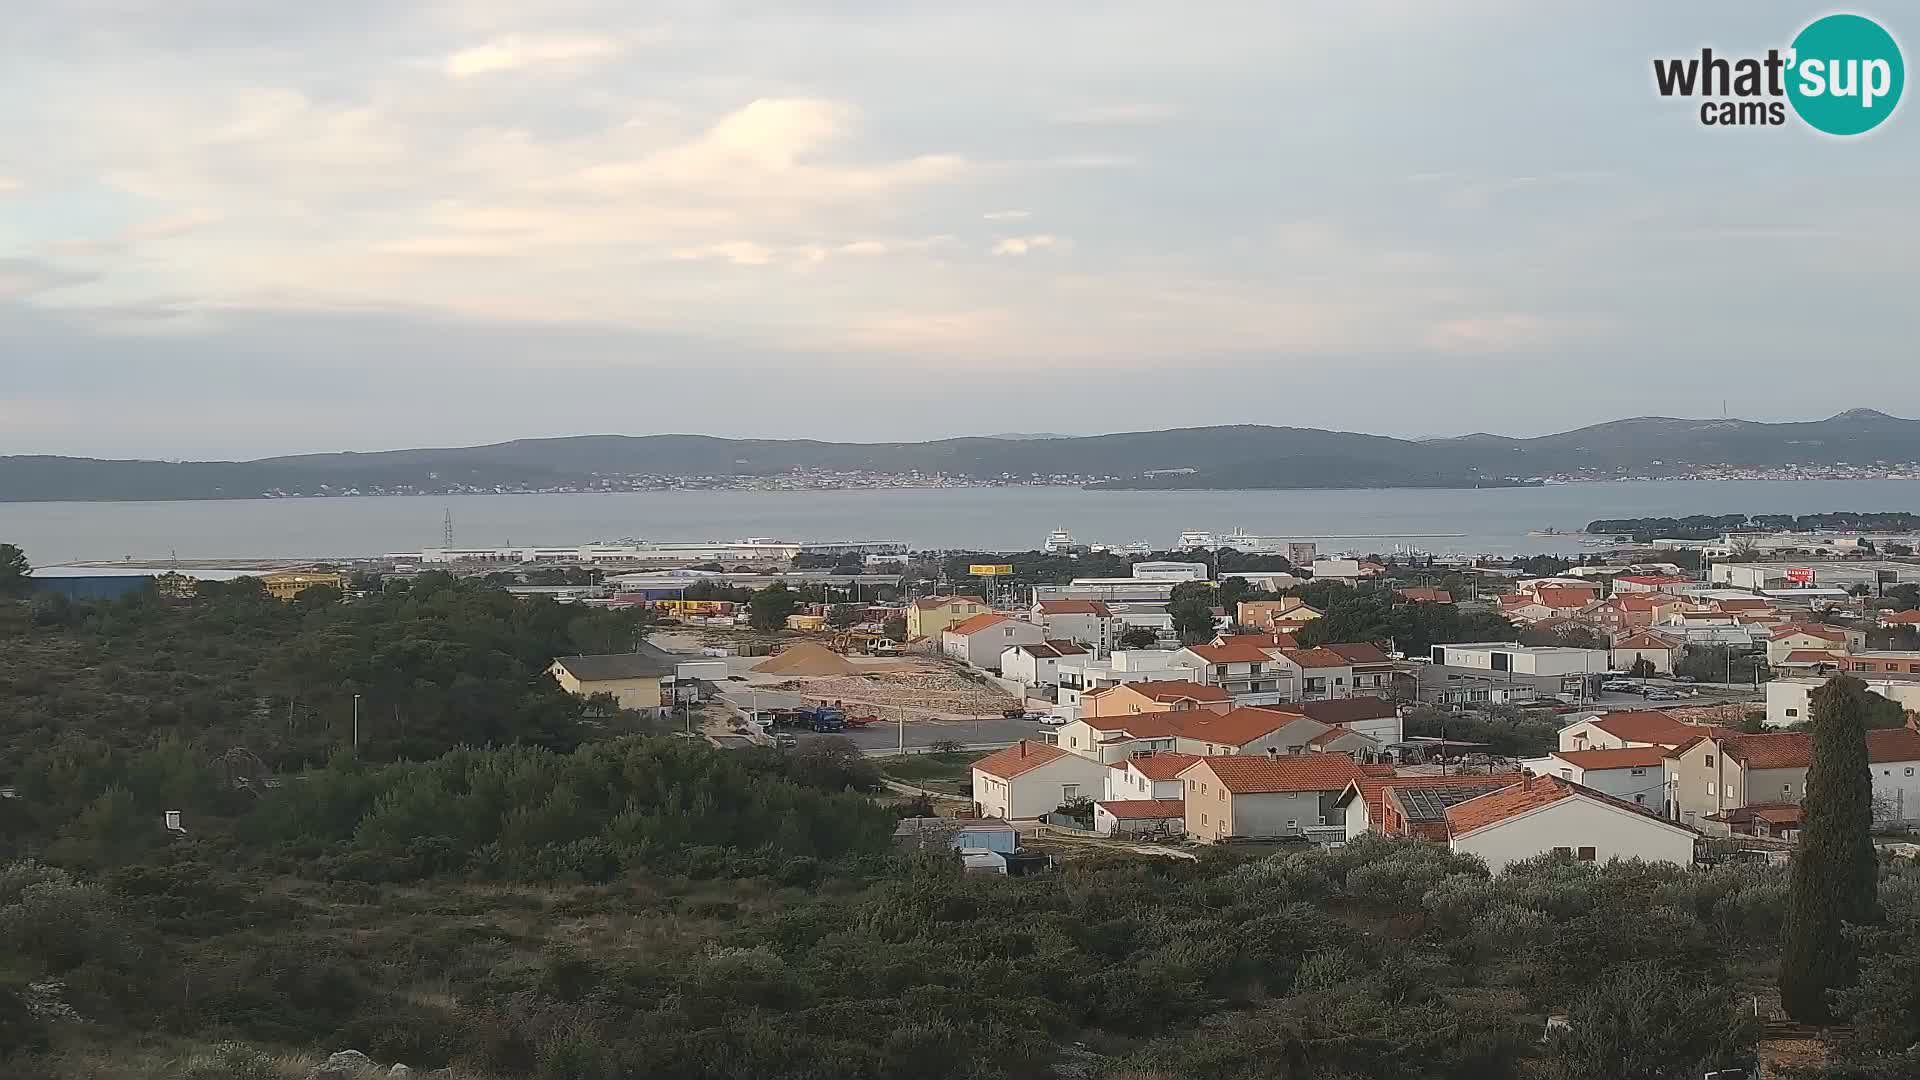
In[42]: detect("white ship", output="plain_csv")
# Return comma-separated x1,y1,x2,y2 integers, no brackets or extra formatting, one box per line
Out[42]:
1043,528,1078,553
1177,528,1309,555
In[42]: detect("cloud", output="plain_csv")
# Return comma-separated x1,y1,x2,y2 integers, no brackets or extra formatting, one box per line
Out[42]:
991,234,1059,257
0,259,97,298
670,241,776,266
0,176,20,195
1423,313,1566,352
1054,103,1178,125
444,34,629,78
982,209,1029,221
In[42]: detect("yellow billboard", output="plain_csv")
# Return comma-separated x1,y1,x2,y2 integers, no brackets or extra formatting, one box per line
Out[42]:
969,564,1014,576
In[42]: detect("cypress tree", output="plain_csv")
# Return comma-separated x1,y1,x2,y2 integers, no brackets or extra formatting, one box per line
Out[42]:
1779,675,1881,1021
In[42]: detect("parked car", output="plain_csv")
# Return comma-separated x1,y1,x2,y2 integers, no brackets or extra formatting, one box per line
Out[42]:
1039,714,1069,726
1601,679,1638,692
1645,689,1680,701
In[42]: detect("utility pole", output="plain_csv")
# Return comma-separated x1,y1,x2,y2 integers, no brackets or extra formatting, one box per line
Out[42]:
898,710,906,757
352,694,361,753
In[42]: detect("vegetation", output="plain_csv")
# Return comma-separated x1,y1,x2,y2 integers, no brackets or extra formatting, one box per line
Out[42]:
1781,676,1883,1022
1402,706,1563,758
749,582,801,630
1118,626,1161,650
1168,582,1218,645
1291,583,1515,656
1586,512,1920,540
0,544,28,598
0,568,654,778
7,541,1919,1078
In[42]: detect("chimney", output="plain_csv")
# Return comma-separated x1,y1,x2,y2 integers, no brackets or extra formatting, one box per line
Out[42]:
1908,711,1918,733
1521,772,1534,790
1020,742,1029,757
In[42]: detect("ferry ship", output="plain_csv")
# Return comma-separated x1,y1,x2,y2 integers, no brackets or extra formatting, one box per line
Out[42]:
1043,528,1079,553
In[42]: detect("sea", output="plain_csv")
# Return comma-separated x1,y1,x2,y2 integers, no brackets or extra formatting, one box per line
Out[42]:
9,478,1920,565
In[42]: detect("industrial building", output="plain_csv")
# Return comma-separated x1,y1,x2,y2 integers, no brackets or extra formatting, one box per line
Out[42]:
1710,559,1920,592
1417,643,1609,706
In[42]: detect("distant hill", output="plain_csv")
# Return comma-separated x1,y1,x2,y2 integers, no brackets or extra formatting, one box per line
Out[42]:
4,410,1918,501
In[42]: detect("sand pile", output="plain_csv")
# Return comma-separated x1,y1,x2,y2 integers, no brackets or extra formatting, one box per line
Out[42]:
753,642,862,677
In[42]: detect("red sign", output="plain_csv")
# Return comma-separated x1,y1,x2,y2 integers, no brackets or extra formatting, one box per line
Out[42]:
1785,567,1815,584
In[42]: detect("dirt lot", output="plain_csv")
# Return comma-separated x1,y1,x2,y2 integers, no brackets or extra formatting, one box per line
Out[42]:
765,665,1016,721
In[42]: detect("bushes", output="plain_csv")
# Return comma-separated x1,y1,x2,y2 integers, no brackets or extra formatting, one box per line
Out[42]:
178,1041,277,1080
1545,962,1756,1080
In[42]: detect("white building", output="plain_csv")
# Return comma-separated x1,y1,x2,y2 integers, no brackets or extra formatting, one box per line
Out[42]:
971,741,1113,819
1310,558,1364,584
942,613,1046,670
1429,643,1609,677
1520,747,1671,810
1054,650,1195,714
1445,775,1699,874
1767,674,1920,728
1131,561,1210,582
1103,751,1203,802
1031,600,1125,656
999,640,1089,688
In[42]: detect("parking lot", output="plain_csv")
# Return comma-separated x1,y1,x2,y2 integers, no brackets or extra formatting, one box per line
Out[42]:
792,714,1043,755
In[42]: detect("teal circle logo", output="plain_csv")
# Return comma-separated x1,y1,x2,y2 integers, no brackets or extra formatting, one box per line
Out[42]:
1786,14,1904,135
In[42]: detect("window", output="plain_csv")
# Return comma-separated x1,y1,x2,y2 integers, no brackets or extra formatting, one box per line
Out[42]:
1553,846,1572,856
1201,813,1208,825
1705,754,1714,767
1318,815,1328,826
1286,819,1298,830
1706,782,1715,796
1908,768,1916,777
1577,846,1597,862
1630,767,1646,776
1062,784,1079,800
1785,709,1798,718
1634,793,1645,804
1783,784,1792,795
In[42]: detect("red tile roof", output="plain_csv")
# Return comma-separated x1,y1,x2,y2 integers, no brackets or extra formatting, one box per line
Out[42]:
1550,746,1672,770
1214,632,1299,650
1123,751,1204,780
1713,598,1773,612
1340,773,1527,829
1358,763,1398,777
1780,650,1848,665
1125,680,1231,703
1268,696,1399,726
1278,647,1353,669
1013,640,1088,658
1724,727,1920,768
1095,798,1186,820
1772,624,1847,641
945,612,1010,636
1445,774,1679,837
1324,642,1392,665
1614,631,1679,651
914,594,985,610
971,740,1070,779
1534,587,1598,608
1584,710,1696,746
1608,595,1671,611
1882,610,1920,624
1395,587,1454,603
1174,707,1307,748
1036,599,1113,616
1189,754,1366,794
1184,642,1282,664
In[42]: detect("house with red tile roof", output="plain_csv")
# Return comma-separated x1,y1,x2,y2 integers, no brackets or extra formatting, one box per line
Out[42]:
971,740,1113,820
1000,639,1090,687
1775,649,1848,673
1393,587,1453,604
1170,642,1298,705
1556,710,1718,753
1334,773,1529,841
1665,724,1920,827
1587,593,1686,636
1444,774,1699,873
1092,797,1187,837
1610,630,1683,675
1030,599,1122,654
1524,746,1671,811
1104,749,1205,797
1081,680,1232,720
1765,623,1858,665
906,594,989,638
1180,754,1366,842
1270,647,1356,701
1263,695,1403,742
1320,641,1406,696
1880,609,1920,628
941,612,1045,669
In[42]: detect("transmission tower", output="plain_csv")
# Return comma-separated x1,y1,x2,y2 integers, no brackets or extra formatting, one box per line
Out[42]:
443,508,455,548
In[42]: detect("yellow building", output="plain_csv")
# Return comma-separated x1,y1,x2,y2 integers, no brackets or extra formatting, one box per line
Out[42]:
906,594,990,639
261,570,345,601
549,650,678,717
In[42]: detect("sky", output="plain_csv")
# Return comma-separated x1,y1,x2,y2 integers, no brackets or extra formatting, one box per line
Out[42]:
2,1,1917,459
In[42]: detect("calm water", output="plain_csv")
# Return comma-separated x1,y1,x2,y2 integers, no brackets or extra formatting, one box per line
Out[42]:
10,479,1920,564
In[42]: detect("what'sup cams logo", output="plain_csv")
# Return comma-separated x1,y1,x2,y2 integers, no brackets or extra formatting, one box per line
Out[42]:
1654,13,1904,134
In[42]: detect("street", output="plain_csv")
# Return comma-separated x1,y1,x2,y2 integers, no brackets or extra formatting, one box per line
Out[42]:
793,715,1042,755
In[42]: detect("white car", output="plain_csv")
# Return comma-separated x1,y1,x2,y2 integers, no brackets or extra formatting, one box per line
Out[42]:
1038,713,1069,726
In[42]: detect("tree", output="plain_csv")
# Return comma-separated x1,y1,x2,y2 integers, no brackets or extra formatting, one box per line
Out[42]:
1628,657,1656,679
1780,675,1882,1022
1548,962,1755,1080
1119,626,1161,650
827,604,859,629
882,615,907,642
749,583,800,631
1168,594,1216,646
0,545,28,599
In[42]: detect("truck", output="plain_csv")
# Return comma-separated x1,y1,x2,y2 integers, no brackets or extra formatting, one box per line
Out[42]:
757,704,847,733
